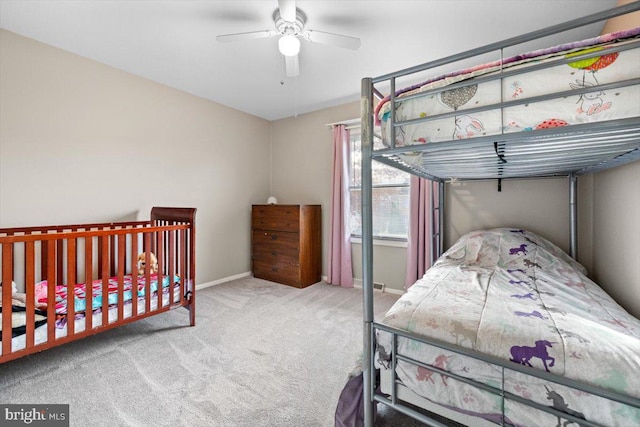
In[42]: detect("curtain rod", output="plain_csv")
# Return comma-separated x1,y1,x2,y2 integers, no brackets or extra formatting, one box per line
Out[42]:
325,118,361,130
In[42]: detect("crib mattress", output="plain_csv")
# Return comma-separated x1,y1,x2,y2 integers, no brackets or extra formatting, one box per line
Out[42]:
376,28,640,157
376,228,640,426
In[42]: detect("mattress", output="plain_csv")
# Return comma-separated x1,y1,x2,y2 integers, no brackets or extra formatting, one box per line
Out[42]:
376,28,640,154
376,228,640,426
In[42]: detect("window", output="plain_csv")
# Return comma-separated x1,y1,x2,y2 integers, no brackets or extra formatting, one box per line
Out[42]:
348,131,410,240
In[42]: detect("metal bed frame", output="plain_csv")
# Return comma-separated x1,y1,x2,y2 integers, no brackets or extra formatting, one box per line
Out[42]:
360,3,640,426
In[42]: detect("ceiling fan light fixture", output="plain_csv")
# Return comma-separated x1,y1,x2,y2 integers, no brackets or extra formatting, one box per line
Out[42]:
279,35,300,56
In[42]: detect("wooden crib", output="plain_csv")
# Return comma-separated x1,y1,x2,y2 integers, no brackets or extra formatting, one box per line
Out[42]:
0,207,196,364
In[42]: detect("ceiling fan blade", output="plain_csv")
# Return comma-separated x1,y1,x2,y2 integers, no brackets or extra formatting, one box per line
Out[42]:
285,54,299,77
216,30,276,43
303,30,361,50
278,0,296,22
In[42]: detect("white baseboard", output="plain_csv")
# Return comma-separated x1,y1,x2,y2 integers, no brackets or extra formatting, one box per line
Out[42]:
196,274,405,296
195,271,252,291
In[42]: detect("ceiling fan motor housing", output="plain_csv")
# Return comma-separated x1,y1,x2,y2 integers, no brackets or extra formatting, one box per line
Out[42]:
273,8,306,35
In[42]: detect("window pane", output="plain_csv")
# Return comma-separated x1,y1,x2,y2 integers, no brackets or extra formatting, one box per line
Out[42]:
350,135,361,187
350,136,410,187
349,133,411,240
350,186,410,239
373,162,410,186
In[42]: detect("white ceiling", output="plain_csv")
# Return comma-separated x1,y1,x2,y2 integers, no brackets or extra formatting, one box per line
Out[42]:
0,0,619,121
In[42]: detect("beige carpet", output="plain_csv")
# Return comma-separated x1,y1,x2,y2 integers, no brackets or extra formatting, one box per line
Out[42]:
0,277,427,426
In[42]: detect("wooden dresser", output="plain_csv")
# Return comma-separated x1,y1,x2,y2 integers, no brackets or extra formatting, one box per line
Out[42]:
251,204,321,288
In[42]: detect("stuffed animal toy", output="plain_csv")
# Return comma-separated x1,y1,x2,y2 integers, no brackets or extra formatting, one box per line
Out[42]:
0,280,28,307
137,252,158,275
0,280,17,295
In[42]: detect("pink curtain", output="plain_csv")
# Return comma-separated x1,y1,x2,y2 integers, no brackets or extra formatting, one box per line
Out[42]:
327,125,353,287
405,176,434,290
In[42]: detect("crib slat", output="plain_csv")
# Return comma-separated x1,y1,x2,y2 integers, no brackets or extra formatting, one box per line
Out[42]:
85,237,93,331
67,238,77,285
156,230,163,309
117,233,125,322
46,240,56,345
25,241,35,347
100,236,109,327
66,238,75,336
188,221,196,327
56,239,63,286
144,232,151,314
168,229,175,306
149,225,156,257
41,239,49,280
2,243,13,355
7,236,14,281
180,229,186,305
22,232,30,298
186,229,191,292
97,235,103,279
130,232,138,318
109,234,116,278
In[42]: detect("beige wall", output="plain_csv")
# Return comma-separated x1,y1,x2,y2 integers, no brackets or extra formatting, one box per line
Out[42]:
0,29,272,285
445,178,571,252
589,0,640,317
590,161,640,317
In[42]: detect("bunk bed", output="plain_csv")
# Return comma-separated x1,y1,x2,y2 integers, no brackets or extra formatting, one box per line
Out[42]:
0,207,196,364
358,2,640,426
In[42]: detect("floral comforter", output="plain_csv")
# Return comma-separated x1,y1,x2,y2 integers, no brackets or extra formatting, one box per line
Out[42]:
377,228,640,426
34,274,178,315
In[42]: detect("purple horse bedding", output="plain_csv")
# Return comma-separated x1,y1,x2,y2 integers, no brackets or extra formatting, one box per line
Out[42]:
377,228,639,426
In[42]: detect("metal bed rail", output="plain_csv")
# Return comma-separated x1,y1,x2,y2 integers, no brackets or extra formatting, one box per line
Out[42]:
372,322,640,427
384,39,640,125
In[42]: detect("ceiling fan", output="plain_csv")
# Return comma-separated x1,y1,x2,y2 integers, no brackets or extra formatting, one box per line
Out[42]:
216,0,361,77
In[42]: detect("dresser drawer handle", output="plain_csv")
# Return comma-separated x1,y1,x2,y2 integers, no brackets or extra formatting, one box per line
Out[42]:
271,266,278,272
270,235,278,240
272,251,278,256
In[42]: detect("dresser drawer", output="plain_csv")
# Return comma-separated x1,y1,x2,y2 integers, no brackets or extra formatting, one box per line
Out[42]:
252,205,300,232
252,229,299,251
253,260,301,287
252,245,299,265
